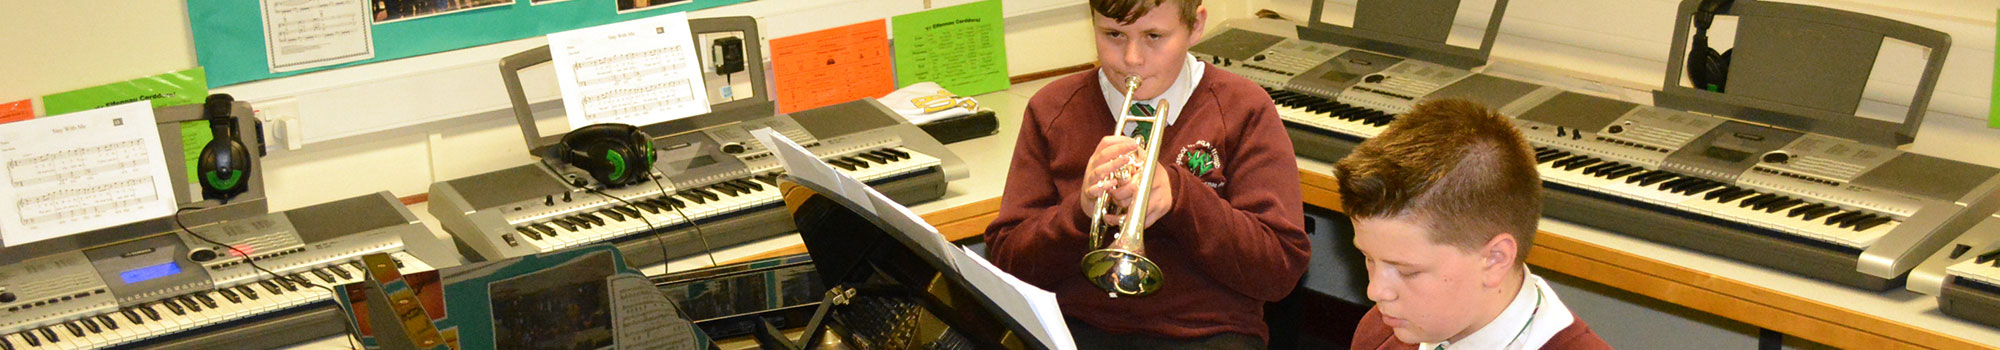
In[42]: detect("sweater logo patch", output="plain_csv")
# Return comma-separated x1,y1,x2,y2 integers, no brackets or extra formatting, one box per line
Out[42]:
1177,141,1223,188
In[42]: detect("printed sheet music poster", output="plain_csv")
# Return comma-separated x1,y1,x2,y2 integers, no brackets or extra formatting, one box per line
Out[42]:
0,102,178,247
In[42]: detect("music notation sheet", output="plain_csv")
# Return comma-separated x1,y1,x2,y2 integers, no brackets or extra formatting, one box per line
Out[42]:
548,12,712,131
0,102,178,247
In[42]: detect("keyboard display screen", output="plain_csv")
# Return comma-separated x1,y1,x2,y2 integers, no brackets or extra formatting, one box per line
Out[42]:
1703,146,1752,163
119,262,182,284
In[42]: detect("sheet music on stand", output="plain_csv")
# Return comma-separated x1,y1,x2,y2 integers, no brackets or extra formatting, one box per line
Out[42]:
0,101,177,247
548,12,713,130
751,128,1076,350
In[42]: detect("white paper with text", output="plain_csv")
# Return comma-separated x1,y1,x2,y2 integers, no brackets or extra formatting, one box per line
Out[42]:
0,102,178,246
549,12,712,130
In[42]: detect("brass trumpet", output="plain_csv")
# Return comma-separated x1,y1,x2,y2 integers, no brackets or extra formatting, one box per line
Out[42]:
1083,75,1166,298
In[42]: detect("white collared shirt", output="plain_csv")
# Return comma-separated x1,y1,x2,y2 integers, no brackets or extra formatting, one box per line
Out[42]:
1421,269,1577,350
1098,53,1206,134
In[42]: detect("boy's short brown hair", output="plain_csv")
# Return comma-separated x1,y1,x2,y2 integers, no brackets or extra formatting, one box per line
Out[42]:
1334,99,1542,265
1091,0,1202,29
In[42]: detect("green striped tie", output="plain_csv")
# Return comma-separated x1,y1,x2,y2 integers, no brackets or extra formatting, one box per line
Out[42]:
1126,102,1155,141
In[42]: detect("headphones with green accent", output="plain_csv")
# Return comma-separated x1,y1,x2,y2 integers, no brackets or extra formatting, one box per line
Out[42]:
560,123,656,187
1687,0,1736,92
198,94,251,203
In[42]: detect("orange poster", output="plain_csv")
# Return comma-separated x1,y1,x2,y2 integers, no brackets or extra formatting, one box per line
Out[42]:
771,19,895,114
0,99,31,124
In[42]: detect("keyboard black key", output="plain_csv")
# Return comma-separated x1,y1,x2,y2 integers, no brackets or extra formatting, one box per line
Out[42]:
1801,206,1841,220
194,293,219,308
1536,152,1568,164
79,318,99,334
1606,166,1645,180
260,280,282,294
1582,163,1619,176
1705,186,1741,201
1687,181,1727,195
1824,211,1862,225
551,219,578,231
884,148,910,159
96,315,116,330
220,288,242,303
1718,189,1758,203
1657,177,1696,192
1637,173,1678,187
580,213,606,226
1765,199,1805,213
183,295,206,311
694,189,721,201
755,174,780,186
735,179,763,191
1550,155,1585,168
1788,203,1824,217
1853,215,1893,231
1625,170,1667,184
517,227,543,240
633,201,661,214
37,328,56,343
163,301,186,315
1562,158,1600,171
237,285,260,300
829,159,856,171
600,209,626,221
121,309,142,324
710,183,740,196
64,320,84,336
616,206,643,217
19,332,38,347
1749,196,1786,211
1838,214,1874,228
139,305,161,321
1,334,13,350
1737,193,1775,208
277,276,299,291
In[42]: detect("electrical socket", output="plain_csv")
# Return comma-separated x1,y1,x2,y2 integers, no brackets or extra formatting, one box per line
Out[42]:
254,97,303,150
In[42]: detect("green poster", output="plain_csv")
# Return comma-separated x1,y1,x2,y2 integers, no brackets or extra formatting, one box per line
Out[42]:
892,0,1010,96
43,67,214,186
43,67,208,115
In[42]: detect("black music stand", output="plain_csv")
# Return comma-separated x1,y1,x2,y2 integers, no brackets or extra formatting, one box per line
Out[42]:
756,178,1054,350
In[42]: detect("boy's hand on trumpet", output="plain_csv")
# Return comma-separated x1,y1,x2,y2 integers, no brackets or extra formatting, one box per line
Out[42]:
1082,135,1175,228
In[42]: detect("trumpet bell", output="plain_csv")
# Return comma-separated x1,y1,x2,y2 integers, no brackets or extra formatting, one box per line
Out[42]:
1080,248,1164,297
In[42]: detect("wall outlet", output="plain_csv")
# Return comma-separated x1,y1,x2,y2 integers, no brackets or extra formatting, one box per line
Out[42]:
254,97,303,150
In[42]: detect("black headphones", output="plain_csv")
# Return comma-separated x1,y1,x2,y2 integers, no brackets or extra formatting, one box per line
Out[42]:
1687,0,1736,92
559,123,656,187
197,94,252,203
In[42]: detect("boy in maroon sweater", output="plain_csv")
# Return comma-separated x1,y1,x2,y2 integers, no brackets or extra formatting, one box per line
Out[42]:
1337,100,1609,350
982,0,1310,348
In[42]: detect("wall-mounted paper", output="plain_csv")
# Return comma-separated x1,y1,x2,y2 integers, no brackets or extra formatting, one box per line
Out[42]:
0,99,30,124
41,68,212,187
892,0,1010,96
261,0,376,73
549,12,712,130
0,102,178,247
41,68,208,116
771,19,895,114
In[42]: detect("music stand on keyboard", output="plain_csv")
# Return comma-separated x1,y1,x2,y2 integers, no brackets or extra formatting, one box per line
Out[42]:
1302,0,1511,69
1655,0,1951,147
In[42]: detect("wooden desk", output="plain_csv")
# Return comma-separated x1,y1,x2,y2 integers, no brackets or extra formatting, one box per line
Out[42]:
701,75,1995,349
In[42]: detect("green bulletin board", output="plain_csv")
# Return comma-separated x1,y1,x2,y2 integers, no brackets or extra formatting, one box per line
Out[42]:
187,0,752,88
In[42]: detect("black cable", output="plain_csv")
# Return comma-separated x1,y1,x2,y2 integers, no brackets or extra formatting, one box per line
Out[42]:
652,176,721,269
577,184,674,271
174,206,358,350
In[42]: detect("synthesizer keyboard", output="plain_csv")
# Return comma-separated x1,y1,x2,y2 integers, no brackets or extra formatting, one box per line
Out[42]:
1940,236,2000,328
431,100,956,271
0,192,437,350
1193,20,2000,291
1515,92,2000,290
1191,19,1557,163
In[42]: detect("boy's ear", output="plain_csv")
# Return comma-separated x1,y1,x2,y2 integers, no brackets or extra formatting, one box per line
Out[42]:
1192,5,1209,38
1481,233,1519,285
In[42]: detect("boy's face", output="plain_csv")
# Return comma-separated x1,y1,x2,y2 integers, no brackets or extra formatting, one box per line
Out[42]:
1353,215,1511,344
1093,1,1206,100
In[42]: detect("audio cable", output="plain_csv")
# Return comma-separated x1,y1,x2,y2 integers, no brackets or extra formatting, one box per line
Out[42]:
652,174,721,269
174,207,358,350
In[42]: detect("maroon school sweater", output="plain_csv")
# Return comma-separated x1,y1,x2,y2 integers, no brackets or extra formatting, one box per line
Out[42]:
983,65,1310,342
1352,307,1613,350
